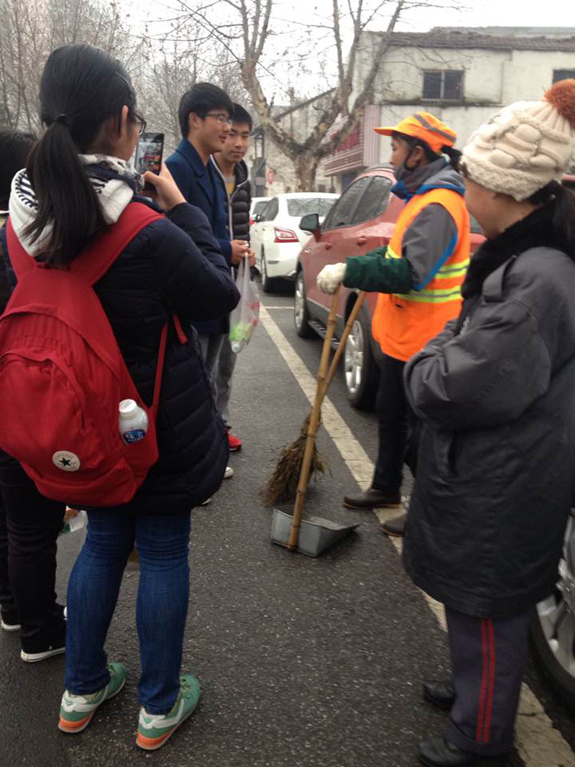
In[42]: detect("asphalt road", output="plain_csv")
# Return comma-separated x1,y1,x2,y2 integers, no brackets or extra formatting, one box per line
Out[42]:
1,282,574,767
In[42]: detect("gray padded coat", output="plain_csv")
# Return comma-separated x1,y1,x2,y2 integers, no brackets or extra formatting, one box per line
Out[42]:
403,228,575,617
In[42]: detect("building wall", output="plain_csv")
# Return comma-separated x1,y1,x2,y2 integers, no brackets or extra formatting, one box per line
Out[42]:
360,32,575,109
369,43,510,105
501,50,575,102
341,32,575,171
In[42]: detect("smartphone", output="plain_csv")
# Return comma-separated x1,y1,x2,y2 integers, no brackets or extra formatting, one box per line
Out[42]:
134,132,164,190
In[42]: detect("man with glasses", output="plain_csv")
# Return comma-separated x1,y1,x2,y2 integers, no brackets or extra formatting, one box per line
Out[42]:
167,83,248,482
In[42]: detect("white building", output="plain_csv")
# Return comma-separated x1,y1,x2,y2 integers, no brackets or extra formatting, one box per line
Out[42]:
323,28,575,190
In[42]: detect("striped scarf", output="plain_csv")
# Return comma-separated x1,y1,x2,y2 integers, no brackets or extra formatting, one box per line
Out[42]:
8,154,144,257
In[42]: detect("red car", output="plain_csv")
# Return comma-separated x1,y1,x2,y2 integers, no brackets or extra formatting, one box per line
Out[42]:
294,164,485,409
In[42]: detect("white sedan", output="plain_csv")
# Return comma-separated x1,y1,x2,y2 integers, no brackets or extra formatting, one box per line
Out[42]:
249,196,270,225
251,192,338,292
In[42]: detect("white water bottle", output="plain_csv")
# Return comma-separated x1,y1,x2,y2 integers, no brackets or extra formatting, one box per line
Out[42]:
119,399,149,444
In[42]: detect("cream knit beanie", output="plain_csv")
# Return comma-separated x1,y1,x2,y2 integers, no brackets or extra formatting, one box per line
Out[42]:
462,79,575,201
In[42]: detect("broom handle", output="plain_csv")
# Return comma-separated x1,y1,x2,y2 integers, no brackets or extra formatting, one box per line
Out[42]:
320,291,367,404
287,284,341,550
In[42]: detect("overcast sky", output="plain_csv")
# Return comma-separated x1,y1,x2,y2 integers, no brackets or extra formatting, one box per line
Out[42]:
404,0,573,31
135,0,574,32
130,0,574,101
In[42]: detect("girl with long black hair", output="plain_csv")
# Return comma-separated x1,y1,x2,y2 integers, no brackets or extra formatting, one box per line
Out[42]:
2,44,239,750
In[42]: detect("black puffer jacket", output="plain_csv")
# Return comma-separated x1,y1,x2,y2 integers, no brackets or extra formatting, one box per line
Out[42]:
2,199,240,514
403,207,575,617
211,158,251,242
229,160,251,242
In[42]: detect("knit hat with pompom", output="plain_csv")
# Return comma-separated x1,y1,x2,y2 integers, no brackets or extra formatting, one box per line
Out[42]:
462,79,575,201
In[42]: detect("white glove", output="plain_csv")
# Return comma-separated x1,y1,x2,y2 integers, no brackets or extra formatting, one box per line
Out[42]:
316,262,346,294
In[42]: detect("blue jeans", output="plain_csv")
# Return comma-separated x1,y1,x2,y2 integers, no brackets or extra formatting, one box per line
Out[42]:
64,510,191,714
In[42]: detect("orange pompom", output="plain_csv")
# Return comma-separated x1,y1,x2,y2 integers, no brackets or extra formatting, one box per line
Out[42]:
545,79,575,128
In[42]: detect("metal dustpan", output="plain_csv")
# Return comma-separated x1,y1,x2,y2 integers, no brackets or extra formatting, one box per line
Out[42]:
270,505,359,557
267,288,363,558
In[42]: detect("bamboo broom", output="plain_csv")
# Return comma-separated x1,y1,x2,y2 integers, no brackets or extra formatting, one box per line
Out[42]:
263,289,366,508
286,285,341,549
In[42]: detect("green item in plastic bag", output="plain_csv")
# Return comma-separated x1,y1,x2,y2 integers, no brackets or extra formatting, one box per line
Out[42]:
229,257,260,353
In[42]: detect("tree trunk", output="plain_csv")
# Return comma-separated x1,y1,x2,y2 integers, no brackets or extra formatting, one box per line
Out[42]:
294,153,321,192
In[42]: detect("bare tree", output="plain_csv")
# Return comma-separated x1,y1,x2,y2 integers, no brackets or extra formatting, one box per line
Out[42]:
0,0,137,132
133,15,250,153
169,0,459,189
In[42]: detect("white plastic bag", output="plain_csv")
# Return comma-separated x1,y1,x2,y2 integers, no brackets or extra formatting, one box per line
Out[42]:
229,256,260,353
60,508,88,535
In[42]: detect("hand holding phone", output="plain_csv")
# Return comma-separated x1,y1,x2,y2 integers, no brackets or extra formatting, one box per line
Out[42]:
134,132,164,192
143,163,185,212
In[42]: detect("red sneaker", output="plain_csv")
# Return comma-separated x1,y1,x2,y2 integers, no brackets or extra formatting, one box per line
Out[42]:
228,432,242,452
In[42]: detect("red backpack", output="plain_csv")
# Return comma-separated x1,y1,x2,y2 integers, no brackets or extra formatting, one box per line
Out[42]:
0,202,178,507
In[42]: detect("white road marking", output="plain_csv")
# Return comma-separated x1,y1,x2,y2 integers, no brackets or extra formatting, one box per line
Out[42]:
260,305,575,767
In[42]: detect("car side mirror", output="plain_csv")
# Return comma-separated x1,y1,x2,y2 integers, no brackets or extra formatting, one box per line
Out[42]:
300,213,321,238
253,213,261,223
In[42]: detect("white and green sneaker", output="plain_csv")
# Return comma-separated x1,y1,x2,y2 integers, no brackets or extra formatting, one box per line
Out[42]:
59,662,126,733
136,674,201,751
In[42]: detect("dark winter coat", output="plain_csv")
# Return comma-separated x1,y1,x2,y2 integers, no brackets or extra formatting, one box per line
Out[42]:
167,139,232,336
1,200,241,514
211,158,252,242
403,206,575,618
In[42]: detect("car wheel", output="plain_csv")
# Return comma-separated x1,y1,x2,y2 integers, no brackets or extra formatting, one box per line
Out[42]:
343,303,379,410
294,269,315,338
260,250,277,294
530,511,575,713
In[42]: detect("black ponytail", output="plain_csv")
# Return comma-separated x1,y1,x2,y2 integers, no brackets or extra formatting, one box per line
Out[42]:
528,181,575,259
442,145,462,172
24,44,138,267
396,132,461,170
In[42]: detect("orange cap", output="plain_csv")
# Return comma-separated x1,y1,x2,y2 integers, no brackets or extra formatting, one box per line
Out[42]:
374,112,457,154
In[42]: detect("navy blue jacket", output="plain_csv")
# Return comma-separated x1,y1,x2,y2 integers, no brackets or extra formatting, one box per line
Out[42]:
1,200,241,514
167,139,233,336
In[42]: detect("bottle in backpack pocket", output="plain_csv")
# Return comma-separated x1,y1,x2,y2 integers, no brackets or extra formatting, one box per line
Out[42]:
119,399,149,445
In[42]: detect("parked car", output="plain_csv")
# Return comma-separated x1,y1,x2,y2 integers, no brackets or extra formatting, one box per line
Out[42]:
293,164,485,409
250,197,270,226
531,510,575,712
252,192,339,293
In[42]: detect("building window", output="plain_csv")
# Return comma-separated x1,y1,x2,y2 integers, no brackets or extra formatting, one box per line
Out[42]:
422,70,463,101
553,69,575,83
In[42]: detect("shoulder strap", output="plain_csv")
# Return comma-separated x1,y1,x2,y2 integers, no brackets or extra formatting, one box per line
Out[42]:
5,220,35,279
6,203,162,286
70,203,162,285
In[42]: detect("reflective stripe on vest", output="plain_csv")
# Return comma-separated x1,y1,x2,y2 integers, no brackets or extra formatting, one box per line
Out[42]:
372,187,470,362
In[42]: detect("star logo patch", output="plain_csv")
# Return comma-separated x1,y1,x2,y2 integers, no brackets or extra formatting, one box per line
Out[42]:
52,451,81,472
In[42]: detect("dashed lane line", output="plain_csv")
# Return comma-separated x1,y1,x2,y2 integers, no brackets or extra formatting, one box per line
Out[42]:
260,304,575,767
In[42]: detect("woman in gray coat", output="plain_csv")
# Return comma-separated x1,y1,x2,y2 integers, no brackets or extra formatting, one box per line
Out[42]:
404,80,575,767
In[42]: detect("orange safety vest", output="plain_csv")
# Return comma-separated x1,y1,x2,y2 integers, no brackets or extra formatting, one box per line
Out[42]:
372,188,470,362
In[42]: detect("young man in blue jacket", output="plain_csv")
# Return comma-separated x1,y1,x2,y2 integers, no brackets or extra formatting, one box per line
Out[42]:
167,83,249,479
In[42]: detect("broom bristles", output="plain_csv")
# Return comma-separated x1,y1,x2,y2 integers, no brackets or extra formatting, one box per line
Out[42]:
262,414,325,506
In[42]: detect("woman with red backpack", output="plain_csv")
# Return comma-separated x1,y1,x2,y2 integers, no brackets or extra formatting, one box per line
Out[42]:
0,44,239,750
